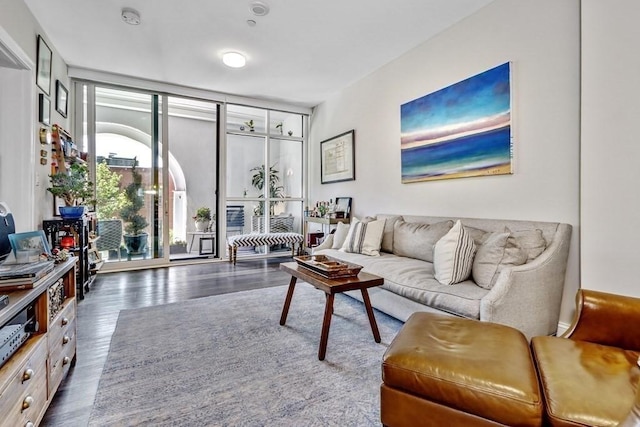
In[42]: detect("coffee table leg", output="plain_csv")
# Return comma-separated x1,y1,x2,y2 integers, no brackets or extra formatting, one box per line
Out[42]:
361,288,381,343
279,276,297,326
319,293,335,360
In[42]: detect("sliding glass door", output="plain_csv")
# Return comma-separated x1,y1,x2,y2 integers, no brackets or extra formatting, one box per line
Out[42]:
75,84,221,269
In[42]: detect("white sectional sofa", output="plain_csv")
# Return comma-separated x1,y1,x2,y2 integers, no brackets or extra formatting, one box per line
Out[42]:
313,214,572,339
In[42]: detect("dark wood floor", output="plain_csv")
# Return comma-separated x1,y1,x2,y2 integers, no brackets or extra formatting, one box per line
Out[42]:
41,257,293,427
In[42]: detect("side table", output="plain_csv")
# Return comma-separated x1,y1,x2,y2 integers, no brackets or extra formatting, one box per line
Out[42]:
187,231,216,255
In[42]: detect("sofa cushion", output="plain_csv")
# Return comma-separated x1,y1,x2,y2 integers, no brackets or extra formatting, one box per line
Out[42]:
507,227,547,262
376,214,403,253
393,220,453,263
463,225,490,246
532,336,638,426
473,232,527,289
434,220,476,285
331,221,351,249
315,248,487,319
340,217,385,256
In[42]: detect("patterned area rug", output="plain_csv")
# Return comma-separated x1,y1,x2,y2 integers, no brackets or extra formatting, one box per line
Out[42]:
88,284,403,426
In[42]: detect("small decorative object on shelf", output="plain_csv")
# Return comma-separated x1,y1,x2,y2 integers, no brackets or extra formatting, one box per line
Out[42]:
275,122,283,134
288,130,293,136
244,119,255,132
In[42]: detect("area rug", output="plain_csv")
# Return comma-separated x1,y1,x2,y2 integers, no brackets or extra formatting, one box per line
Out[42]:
88,284,403,426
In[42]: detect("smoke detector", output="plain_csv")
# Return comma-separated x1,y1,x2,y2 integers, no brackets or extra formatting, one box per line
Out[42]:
249,1,269,17
121,8,141,25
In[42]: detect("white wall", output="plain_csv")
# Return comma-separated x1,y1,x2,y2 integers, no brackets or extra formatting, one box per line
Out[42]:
310,0,581,326
581,0,640,298
0,0,70,228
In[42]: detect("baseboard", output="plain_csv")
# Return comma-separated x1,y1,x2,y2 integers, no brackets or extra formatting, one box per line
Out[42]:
556,321,571,336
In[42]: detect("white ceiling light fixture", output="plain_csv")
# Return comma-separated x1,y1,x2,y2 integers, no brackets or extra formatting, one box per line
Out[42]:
249,1,269,17
222,52,246,68
121,7,141,25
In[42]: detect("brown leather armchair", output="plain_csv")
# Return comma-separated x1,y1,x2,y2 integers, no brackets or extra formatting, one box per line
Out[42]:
531,289,640,426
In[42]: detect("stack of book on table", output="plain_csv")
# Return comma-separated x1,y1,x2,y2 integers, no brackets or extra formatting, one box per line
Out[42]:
0,260,55,290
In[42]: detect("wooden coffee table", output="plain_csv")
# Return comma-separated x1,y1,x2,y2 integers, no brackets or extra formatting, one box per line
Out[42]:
279,262,384,360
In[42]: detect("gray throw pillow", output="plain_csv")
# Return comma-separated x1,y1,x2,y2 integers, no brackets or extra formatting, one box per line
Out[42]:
376,214,403,253
506,227,547,262
472,232,527,289
393,220,454,262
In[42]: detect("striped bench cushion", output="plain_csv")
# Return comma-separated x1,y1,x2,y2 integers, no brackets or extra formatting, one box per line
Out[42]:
227,232,304,247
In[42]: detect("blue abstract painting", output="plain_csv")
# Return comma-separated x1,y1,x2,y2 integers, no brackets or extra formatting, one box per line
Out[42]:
400,62,512,183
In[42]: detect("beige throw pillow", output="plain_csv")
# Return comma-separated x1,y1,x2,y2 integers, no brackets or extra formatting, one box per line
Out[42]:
506,228,547,262
472,232,527,289
434,220,477,285
393,220,454,262
340,218,386,256
331,221,351,249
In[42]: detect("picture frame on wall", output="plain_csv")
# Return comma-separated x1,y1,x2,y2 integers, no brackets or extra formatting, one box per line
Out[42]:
55,80,68,118
320,130,355,184
38,93,50,125
36,35,52,95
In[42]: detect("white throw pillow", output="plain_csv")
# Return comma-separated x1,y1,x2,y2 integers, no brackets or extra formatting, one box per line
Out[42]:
434,220,477,285
340,218,386,256
331,221,351,249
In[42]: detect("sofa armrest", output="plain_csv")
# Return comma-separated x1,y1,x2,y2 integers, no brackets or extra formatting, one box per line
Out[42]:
480,223,572,340
312,234,334,253
562,289,640,351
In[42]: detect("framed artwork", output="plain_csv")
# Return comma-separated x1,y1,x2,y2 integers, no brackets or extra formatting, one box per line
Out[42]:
38,93,50,125
36,35,52,95
9,230,51,258
400,62,513,183
320,130,355,184
55,80,68,117
334,197,352,218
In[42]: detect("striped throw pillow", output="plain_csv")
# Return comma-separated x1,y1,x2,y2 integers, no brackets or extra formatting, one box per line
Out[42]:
340,218,385,256
434,220,477,285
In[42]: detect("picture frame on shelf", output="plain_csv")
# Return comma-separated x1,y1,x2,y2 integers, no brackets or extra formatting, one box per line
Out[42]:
38,93,50,125
36,35,52,95
55,80,68,118
9,230,51,262
320,130,355,184
334,197,352,218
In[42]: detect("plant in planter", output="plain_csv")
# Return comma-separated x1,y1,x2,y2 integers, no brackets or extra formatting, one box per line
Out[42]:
244,119,255,132
251,163,284,217
193,207,215,232
119,159,149,257
47,162,94,218
95,161,127,220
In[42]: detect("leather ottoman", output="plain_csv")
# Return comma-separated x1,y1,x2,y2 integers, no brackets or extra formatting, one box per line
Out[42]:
381,312,543,427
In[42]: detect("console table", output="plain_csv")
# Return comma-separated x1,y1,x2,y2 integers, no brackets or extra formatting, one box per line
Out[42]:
303,216,350,252
0,258,76,427
186,232,216,256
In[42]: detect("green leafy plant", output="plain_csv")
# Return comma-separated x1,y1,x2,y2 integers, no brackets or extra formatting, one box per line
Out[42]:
244,119,255,131
95,161,127,219
193,207,214,222
47,162,94,206
120,159,149,236
251,164,284,215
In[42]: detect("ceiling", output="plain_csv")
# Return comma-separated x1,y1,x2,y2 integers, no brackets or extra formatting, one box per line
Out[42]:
24,0,494,109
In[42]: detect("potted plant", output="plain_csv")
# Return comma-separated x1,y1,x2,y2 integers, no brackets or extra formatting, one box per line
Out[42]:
193,207,215,232
244,119,255,132
47,162,94,219
251,164,284,216
120,159,149,257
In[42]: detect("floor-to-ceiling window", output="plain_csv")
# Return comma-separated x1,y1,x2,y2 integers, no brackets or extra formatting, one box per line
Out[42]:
225,105,306,261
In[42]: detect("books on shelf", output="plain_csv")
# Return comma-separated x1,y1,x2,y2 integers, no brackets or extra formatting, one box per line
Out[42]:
0,260,55,289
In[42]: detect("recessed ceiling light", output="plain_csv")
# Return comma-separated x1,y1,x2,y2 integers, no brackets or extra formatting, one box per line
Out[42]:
222,52,246,68
249,1,269,16
121,7,141,25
